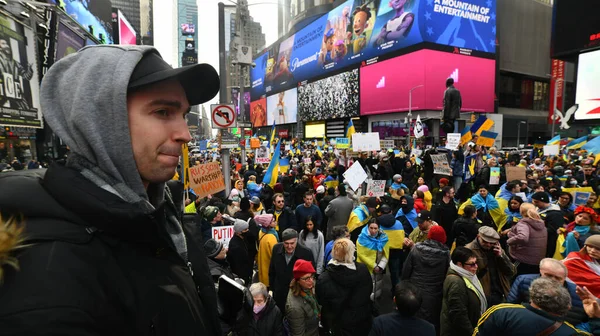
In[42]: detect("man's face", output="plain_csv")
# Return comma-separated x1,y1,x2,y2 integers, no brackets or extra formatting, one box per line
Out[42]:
273,196,285,210
417,219,431,232
0,39,10,56
284,238,297,254
532,199,543,208
446,188,455,199
353,11,369,35
477,236,496,250
213,211,223,223
304,195,313,207
534,158,541,165
586,245,600,260
127,79,191,187
540,265,566,284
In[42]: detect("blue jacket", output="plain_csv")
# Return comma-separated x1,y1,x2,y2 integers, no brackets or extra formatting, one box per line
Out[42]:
324,240,334,265
247,181,262,198
507,274,582,308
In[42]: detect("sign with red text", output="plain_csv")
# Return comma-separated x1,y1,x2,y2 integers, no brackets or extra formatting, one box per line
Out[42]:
189,162,226,198
212,225,235,247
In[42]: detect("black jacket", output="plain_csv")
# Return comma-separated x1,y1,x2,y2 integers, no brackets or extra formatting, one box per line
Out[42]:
268,243,315,313
0,165,221,335
267,207,297,235
401,240,450,329
452,217,481,247
432,199,458,247
442,85,461,120
539,205,565,258
247,297,283,336
316,263,374,336
227,234,253,285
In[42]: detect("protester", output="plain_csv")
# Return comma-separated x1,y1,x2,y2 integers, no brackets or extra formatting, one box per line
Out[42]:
269,229,315,313
369,281,436,336
257,214,278,287
230,178,246,203
285,260,320,336
440,247,486,336
406,210,436,248
466,226,516,306
348,197,378,243
452,204,481,247
401,225,449,332
200,205,224,241
298,217,325,275
317,238,374,335
357,219,390,300
560,205,600,256
247,175,263,198
563,235,600,297
250,196,266,216
227,217,253,285
531,191,565,257
295,192,322,230
325,184,355,240
413,190,427,214
248,282,283,336
378,204,406,290
506,203,548,275
432,186,458,248
268,192,297,234
324,226,350,264
204,238,236,282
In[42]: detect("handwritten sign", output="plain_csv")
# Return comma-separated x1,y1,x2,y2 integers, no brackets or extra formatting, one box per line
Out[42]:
489,167,500,185
379,140,395,150
506,166,526,182
303,157,312,164
189,162,226,198
543,145,559,157
431,154,452,176
255,146,271,164
336,137,350,149
367,180,386,197
343,161,368,191
352,133,381,151
446,133,461,150
212,225,235,247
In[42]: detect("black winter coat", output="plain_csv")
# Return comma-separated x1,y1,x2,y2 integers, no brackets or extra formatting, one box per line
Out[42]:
0,165,221,336
316,263,373,336
432,199,458,247
268,243,315,313
267,207,297,235
227,234,254,285
401,240,450,330
452,217,481,247
247,297,283,336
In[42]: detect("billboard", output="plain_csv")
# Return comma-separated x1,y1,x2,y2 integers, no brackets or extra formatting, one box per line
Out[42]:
266,88,297,125
251,0,496,99
118,10,136,45
52,0,113,43
55,22,86,61
181,23,195,35
0,14,42,128
552,0,600,58
250,97,267,127
372,120,429,137
298,68,359,121
574,50,600,120
360,49,494,115
231,87,251,121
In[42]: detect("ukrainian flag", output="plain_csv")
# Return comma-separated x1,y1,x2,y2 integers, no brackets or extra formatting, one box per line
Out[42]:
582,136,600,152
460,125,472,146
263,140,281,187
470,116,494,136
477,130,498,147
459,194,506,233
567,136,588,150
269,120,276,151
346,119,356,149
280,157,290,173
356,225,390,274
546,135,561,145
316,145,323,158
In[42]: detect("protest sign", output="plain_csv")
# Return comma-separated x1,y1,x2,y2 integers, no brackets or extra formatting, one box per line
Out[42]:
255,146,271,164
506,166,526,182
574,192,591,206
446,133,461,150
464,154,478,181
212,225,235,247
489,167,500,185
543,145,559,157
366,180,386,197
190,162,226,198
343,162,368,191
431,154,452,176
303,157,312,164
379,140,395,150
336,137,350,149
352,133,381,151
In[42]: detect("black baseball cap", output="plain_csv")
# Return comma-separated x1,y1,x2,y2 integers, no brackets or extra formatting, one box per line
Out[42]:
416,210,432,222
128,51,220,106
531,192,550,203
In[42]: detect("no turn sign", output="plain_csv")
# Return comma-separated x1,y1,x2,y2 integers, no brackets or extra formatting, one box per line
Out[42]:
211,104,236,129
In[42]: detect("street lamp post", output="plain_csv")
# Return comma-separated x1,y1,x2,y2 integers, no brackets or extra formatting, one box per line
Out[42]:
517,121,526,148
551,77,564,137
408,85,424,149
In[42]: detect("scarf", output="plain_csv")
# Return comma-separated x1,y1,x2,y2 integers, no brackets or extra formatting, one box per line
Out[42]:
300,289,320,318
67,153,188,261
504,207,522,225
563,225,591,257
261,226,280,242
357,226,389,252
471,194,499,212
450,261,488,315
497,184,514,201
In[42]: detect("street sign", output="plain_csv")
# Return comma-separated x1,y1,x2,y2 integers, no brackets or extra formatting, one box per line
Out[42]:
237,122,252,128
211,104,236,129
221,130,239,149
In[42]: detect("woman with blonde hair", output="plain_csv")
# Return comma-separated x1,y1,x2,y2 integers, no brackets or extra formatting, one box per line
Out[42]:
506,203,548,275
316,238,373,336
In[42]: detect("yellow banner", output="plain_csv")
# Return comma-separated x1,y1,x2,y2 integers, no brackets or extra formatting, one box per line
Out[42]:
182,143,190,191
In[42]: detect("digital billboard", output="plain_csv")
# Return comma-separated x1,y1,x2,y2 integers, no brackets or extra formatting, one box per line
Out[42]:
251,0,496,99
298,68,359,121
372,120,429,137
55,22,86,61
52,0,113,44
250,97,267,127
231,87,251,121
266,88,298,125
574,50,600,120
181,23,195,35
552,0,600,58
360,49,495,115
118,10,136,45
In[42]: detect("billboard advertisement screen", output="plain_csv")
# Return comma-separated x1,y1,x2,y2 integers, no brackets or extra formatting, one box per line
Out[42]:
231,87,251,121
360,49,494,115
251,0,496,99
52,0,113,43
181,23,195,35
298,68,359,121
119,10,137,45
552,0,600,58
55,22,86,61
574,50,600,120
266,88,298,125
250,97,267,127
0,14,41,127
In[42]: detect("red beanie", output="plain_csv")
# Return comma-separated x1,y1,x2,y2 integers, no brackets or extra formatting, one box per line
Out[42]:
293,259,316,280
439,178,450,186
427,225,447,244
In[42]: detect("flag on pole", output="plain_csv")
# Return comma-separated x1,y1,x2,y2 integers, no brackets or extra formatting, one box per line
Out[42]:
346,119,356,149
414,115,424,138
546,135,561,145
460,126,472,145
470,116,494,136
263,140,281,187
269,120,276,151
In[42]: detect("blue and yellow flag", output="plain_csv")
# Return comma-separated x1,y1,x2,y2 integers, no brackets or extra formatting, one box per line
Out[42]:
269,120,276,150
346,119,356,149
470,116,494,136
279,157,290,173
263,140,281,187
460,125,472,146
546,135,561,145
582,136,600,153
464,154,478,181
476,130,498,147
567,136,588,150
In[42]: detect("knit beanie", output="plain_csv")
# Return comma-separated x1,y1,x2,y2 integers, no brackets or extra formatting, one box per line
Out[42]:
254,214,274,227
293,259,316,279
418,185,429,192
427,225,447,244
203,206,219,222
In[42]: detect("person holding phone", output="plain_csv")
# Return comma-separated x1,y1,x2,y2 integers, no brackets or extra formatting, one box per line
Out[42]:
465,226,516,306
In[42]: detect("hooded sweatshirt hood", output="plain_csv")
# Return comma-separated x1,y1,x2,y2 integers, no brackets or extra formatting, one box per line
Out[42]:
41,45,163,202
400,195,415,214
538,203,561,214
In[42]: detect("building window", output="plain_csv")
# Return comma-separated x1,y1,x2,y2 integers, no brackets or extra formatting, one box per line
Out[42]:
499,72,549,111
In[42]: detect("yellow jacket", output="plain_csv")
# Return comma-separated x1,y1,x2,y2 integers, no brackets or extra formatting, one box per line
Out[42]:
257,230,278,287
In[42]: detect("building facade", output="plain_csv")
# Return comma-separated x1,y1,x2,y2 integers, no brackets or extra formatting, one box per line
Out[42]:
178,0,198,67
111,0,141,43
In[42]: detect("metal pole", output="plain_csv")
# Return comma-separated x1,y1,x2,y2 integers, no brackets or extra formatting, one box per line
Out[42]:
517,122,521,148
240,76,246,163
408,90,412,149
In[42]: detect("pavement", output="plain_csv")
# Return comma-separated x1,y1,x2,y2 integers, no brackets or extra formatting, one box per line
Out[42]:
375,271,396,315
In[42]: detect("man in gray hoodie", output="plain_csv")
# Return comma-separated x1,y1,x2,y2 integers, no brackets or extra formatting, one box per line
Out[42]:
0,46,222,335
